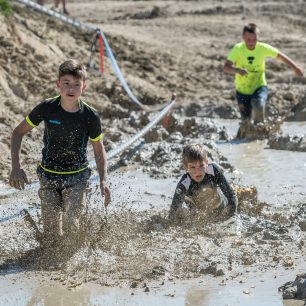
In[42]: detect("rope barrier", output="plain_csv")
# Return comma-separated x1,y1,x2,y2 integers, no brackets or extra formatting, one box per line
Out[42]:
13,0,165,111
91,94,176,165
97,31,148,110
97,33,105,75
1,1,178,223
14,0,96,31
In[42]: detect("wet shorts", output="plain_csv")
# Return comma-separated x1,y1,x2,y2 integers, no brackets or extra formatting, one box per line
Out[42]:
37,166,91,211
236,86,269,119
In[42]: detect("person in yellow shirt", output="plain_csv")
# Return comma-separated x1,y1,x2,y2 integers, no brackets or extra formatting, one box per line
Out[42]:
224,23,303,125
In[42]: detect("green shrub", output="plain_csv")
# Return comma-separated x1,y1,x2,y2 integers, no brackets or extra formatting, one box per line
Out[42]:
0,0,13,17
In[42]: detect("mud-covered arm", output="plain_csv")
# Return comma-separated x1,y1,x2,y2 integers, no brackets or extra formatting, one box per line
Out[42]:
10,120,33,190
169,184,187,220
213,164,237,215
276,52,303,77
92,140,111,207
224,60,248,76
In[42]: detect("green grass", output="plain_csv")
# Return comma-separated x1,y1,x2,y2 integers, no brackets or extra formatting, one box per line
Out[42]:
0,0,13,17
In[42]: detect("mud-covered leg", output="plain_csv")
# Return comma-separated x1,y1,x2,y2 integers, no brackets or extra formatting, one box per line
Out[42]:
236,92,252,139
251,98,265,124
38,188,63,247
251,86,269,124
61,182,87,245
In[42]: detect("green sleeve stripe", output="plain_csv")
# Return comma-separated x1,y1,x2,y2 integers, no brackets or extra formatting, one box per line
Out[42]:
82,100,97,111
90,133,104,142
45,95,60,101
25,116,36,128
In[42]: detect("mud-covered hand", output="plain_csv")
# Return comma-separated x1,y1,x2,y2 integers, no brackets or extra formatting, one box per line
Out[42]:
9,168,29,190
228,205,236,217
293,65,304,78
100,180,111,207
236,68,248,76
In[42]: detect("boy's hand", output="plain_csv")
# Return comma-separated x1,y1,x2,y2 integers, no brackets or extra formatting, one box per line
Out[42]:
9,168,29,190
236,68,248,76
228,205,236,217
293,66,304,77
100,180,111,207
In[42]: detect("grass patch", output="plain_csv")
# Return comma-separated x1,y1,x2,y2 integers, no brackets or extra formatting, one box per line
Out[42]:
0,0,13,17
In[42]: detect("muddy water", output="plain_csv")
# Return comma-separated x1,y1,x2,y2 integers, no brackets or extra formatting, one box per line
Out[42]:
1,121,306,306
217,120,306,204
0,260,305,305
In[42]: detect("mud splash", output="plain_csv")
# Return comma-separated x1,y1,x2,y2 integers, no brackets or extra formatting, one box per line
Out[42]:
1,171,305,288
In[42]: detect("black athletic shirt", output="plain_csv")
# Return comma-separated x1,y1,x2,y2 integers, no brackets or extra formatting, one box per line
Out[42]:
169,163,237,217
26,96,103,174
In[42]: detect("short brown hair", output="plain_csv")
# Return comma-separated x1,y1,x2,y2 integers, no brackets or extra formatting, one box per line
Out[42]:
243,23,259,35
58,59,87,81
182,144,208,166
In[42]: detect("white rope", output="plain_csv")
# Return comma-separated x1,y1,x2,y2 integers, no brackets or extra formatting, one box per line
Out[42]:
13,0,161,110
14,0,95,31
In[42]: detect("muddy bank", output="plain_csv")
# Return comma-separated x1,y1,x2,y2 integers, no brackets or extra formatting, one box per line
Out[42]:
268,134,306,152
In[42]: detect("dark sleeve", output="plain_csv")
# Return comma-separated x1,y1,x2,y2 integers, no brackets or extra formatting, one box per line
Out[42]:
169,182,187,219
88,112,103,141
27,102,46,127
212,163,237,214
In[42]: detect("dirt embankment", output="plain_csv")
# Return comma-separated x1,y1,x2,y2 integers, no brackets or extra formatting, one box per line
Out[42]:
1,0,306,182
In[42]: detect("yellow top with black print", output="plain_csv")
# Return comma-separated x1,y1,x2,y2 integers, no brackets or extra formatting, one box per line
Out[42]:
227,42,278,95
26,96,103,174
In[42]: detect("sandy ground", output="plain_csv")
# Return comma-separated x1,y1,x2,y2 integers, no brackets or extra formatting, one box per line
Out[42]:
1,0,306,304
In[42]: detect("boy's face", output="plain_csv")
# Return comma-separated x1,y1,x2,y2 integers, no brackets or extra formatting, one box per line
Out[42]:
243,31,257,50
185,160,208,182
56,75,86,102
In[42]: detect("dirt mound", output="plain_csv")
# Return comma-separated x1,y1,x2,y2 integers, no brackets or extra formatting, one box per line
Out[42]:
1,0,305,185
268,133,306,152
279,273,306,301
0,4,173,181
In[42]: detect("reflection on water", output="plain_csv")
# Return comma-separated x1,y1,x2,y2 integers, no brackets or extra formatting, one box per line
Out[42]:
1,265,305,306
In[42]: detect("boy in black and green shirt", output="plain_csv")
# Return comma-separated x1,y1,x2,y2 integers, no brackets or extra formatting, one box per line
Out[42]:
9,59,111,246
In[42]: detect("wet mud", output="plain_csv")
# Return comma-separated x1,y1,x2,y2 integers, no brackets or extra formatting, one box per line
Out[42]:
1,0,306,304
1,167,306,305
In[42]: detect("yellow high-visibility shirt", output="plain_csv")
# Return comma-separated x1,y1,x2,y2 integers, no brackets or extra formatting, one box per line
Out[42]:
227,42,278,94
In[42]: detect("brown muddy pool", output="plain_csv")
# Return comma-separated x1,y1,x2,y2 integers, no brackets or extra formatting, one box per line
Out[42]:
0,120,305,306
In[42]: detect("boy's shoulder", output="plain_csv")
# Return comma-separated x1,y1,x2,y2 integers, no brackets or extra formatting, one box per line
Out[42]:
41,95,61,105
231,42,245,50
209,162,223,174
256,41,273,49
177,173,192,191
80,100,100,117
33,95,60,112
